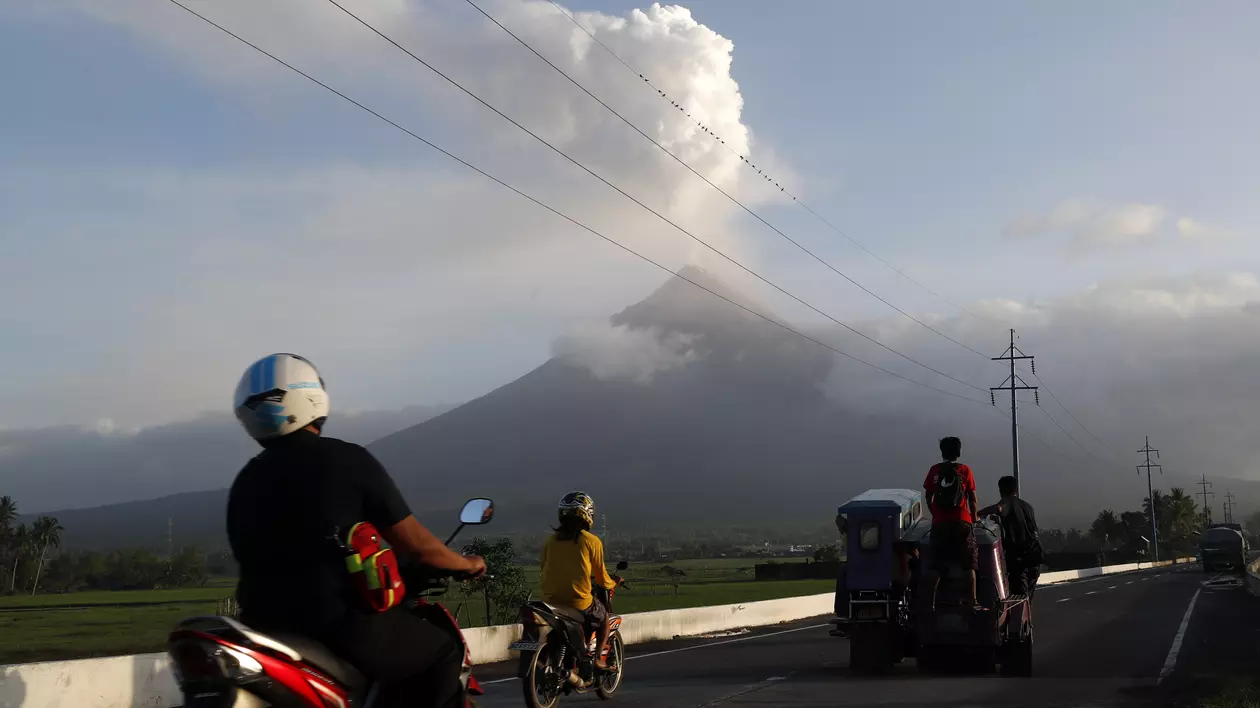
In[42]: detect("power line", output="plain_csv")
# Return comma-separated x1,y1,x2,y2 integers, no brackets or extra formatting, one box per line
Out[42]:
159,0,990,407
545,0,1006,330
1025,368,1117,460
465,0,991,360
321,0,989,394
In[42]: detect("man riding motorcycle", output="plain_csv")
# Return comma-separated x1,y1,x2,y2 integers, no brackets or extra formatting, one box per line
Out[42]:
226,353,486,708
539,491,617,685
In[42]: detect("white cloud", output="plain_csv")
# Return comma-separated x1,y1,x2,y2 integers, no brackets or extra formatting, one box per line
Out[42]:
552,321,701,383
1002,198,1168,250
1,0,795,428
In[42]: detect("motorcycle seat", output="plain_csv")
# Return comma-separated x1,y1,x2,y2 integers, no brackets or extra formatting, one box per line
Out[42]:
543,602,588,628
267,632,367,688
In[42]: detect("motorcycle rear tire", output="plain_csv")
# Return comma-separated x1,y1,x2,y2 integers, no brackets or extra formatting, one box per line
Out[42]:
521,648,562,708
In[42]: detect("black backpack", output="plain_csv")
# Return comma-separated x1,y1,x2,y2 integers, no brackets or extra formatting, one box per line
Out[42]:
931,462,966,511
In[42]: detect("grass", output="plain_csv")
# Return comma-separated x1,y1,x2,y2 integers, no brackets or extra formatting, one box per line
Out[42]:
1191,676,1260,708
0,559,828,665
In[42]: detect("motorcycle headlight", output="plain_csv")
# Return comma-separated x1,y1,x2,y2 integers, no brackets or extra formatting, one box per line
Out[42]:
859,522,880,551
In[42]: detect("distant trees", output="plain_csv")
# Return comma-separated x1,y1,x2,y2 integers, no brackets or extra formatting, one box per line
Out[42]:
1,494,211,594
0,496,64,595
461,537,530,625
812,544,840,563
1087,488,1202,558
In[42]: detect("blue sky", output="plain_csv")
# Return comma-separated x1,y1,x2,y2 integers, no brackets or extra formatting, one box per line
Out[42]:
2,0,1257,429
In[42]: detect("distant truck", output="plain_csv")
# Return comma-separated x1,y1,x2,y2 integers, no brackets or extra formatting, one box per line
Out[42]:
1199,525,1249,573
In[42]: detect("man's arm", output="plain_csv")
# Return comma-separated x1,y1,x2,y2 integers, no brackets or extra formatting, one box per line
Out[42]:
966,468,979,519
591,537,617,591
1023,501,1039,535
384,515,485,576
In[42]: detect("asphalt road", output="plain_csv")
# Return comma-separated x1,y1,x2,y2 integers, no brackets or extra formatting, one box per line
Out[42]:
470,564,1220,707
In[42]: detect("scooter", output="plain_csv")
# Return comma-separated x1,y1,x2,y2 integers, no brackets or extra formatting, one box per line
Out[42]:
512,561,629,708
166,497,496,708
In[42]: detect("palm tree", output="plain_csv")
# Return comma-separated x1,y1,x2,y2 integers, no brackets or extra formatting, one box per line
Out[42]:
1165,488,1198,546
8,524,28,593
1090,509,1121,548
0,496,16,534
29,516,64,596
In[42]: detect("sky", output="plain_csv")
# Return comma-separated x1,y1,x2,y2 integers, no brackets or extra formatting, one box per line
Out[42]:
2,0,1259,443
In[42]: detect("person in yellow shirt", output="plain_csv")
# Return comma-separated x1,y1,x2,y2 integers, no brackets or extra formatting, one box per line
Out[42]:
540,491,617,674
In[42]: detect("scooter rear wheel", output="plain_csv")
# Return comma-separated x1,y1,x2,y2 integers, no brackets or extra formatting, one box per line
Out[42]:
522,647,563,708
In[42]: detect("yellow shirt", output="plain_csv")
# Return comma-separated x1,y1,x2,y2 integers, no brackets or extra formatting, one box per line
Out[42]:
539,530,616,611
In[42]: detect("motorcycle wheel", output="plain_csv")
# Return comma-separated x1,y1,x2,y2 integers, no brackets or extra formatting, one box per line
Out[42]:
521,648,563,708
596,634,625,700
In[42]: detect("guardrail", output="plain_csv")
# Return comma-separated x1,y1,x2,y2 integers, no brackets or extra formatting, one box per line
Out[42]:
0,557,1195,708
1245,556,1260,597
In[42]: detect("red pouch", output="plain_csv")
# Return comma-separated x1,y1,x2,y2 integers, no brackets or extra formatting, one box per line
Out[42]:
343,522,406,613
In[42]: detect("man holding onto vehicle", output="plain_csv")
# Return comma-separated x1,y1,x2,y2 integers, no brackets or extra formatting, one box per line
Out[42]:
922,436,981,611
979,475,1043,602
227,353,486,708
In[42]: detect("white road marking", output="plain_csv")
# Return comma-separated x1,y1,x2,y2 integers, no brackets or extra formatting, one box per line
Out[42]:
1085,591,1098,595
1107,586,1117,590
1126,581,1133,585
1158,588,1202,684
478,623,828,685
1057,597,1072,603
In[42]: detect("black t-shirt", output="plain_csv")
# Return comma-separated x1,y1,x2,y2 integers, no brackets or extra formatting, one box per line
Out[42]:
999,496,1040,569
226,431,412,638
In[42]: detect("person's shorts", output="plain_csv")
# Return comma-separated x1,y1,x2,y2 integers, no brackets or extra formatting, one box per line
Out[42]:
1008,566,1040,598
581,596,608,632
930,521,978,572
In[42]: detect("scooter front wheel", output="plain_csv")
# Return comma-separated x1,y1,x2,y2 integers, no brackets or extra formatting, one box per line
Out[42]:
596,634,625,700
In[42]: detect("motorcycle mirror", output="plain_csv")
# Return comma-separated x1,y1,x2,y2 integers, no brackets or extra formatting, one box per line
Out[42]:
459,498,495,525
616,561,628,571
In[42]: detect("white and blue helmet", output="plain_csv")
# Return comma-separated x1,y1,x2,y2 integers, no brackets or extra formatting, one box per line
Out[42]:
233,353,330,441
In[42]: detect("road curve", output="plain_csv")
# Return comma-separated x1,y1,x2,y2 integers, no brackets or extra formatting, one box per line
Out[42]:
470,565,1210,707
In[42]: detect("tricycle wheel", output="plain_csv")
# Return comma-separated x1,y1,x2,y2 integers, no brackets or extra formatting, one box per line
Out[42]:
848,624,893,673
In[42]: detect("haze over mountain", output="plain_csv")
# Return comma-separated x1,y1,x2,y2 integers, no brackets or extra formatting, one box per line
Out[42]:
27,265,1260,550
4,404,457,513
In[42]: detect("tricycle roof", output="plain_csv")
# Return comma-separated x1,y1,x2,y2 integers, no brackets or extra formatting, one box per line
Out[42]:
838,488,922,513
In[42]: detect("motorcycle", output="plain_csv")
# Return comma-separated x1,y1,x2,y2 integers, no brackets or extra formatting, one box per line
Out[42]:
166,497,496,708
511,561,630,708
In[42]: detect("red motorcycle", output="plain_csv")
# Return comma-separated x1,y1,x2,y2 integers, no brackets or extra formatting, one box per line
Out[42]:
167,498,496,708
512,561,630,708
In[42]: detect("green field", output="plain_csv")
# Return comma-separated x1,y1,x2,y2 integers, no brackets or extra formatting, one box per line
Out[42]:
0,559,829,665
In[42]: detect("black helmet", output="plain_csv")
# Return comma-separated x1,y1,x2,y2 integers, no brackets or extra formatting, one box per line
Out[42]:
558,491,595,528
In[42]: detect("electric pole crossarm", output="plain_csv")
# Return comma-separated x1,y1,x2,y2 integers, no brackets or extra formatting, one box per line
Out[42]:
991,329,1039,487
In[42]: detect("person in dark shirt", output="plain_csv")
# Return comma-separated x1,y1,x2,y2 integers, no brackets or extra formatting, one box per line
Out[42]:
227,353,486,708
979,475,1042,601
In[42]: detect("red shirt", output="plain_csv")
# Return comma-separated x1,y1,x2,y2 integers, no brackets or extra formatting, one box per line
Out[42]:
923,462,977,524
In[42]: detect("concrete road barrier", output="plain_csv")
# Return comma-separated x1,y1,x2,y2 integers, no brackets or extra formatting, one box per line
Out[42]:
0,557,1196,708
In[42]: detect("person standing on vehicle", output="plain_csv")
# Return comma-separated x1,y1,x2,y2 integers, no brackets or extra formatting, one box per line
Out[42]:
922,436,981,611
539,491,617,684
226,353,487,708
980,476,1043,602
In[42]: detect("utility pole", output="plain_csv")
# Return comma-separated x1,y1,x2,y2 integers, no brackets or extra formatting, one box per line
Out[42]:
1136,437,1162,562
1224,491,1237,524
1196,475,1215,526
990,328,1038,488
